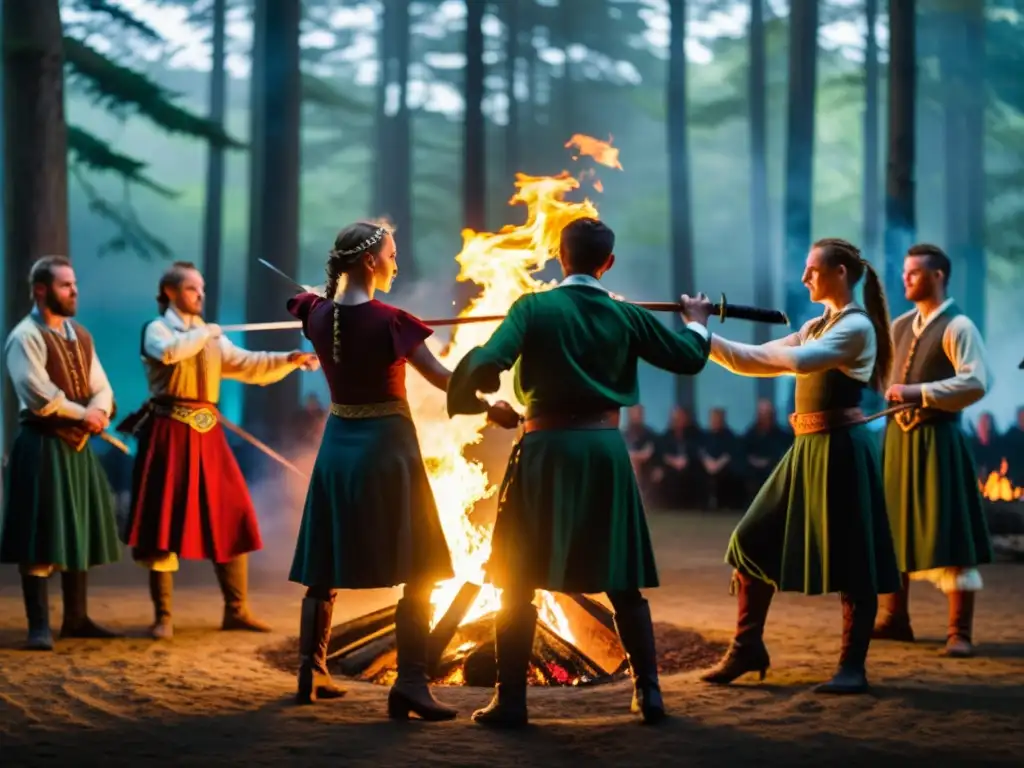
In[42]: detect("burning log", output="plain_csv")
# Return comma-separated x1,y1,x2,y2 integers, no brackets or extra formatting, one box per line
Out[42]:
980,462,1024,560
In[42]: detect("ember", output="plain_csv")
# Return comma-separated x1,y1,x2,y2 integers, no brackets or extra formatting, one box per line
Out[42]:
980,459,1024,560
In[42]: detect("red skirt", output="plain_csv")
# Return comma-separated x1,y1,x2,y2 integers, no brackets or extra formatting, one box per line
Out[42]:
124,415,262,563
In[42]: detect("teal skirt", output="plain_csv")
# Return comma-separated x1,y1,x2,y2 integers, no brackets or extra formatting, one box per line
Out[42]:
487,428,659,593
882,419,993,572
726,424,900,596
0,427,121,570
289,414,454,589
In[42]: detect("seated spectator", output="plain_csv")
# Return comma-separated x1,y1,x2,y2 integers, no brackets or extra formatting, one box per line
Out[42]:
967,411,1004,479
1001,407,1024,485
698,407,743,510
741,398,791,504
650,405,707,509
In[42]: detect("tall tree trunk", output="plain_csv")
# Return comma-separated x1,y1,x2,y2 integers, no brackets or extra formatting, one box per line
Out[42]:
2,0,68,453
941,6,967,302
392,0,414,282
463,0,486,232
748,0,773,403
503,0,521,183
961,0,986,336
201,0,227,322
557,0,575,148
883,0,917,317
667,0,695,411
783,0,819,329
245,0,266,291
242,0,302,444
862,0,880,264
374,0,394,220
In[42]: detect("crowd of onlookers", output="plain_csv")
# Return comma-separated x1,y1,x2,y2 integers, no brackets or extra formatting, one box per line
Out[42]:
625,402,1024,512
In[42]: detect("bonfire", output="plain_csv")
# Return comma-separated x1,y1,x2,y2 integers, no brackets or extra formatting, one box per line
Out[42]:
327,137,630,687
979,459,1024,560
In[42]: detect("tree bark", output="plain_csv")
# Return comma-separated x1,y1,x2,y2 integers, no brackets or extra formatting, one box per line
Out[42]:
463,0,486,233
201,0,227,323
883,0,917,317
392,0,414,281
749,0,773,404
667,0,696,411
783,0,819,329
862,0,880,264
2,0,68,453
242,0,302,444
503,0,521,183
961,0,986,336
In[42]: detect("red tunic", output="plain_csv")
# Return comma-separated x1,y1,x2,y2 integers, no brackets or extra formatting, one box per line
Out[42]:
286,293,432,403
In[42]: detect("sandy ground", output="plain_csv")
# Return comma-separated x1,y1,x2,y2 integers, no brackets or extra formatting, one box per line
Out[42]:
1,510,1022,767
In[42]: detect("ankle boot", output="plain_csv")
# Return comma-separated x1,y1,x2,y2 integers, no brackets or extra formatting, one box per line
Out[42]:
700,571,773,684
873,573,914,641
21,574,54,651
60,571,120,639
296,595,347,704
613,598,666,724
214,556,272,632
472,603,537,727
942,591,975,658
149,571,173,639
815,593,875,694
388,596,457,720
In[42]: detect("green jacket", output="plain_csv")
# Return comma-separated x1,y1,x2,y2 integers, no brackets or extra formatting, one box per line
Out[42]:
447,279,711,416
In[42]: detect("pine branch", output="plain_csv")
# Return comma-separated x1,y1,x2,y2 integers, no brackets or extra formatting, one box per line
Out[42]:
67,0,164,41
301,72,374,114
67,126,179,198
63,35,245,149
71,165,174,261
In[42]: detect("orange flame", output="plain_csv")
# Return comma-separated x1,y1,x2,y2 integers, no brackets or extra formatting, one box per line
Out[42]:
565,133,623,170
979,459,1023,501
406,137,619,644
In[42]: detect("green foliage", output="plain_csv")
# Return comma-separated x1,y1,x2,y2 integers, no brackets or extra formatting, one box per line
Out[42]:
66,0,163,41
67,126,178,198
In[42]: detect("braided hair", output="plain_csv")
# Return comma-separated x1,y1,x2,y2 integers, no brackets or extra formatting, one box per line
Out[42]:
812,238,893,392
325,221,390,362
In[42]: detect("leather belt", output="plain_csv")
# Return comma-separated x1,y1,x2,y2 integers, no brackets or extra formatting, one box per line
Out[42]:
523,410,620,434
788,407,863,436
330,401,412,419
151,400,219,433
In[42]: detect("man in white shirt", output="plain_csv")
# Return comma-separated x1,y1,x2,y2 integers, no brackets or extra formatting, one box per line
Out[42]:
875,243,994,657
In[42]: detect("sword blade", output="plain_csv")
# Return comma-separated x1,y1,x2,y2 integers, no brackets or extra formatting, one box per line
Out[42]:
257,258,306,292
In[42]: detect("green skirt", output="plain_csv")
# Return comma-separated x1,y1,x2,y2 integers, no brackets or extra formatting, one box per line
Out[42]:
487,428,658,593
0,427,121,570
882,419,993,572
726,424,900,596
289,414,454,590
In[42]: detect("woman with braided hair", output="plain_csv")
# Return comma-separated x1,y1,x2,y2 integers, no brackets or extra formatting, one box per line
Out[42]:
694,238,901,694
285,222,515,719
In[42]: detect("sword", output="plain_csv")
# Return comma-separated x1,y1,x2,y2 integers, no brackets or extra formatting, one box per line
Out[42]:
218,417,309,481
97,431,130,454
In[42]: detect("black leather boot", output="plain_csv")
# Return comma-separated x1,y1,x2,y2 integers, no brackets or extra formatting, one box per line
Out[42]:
700,571,773,684
60,571,120,639
387,596,458,720
942,591,975,658
21,574,53,651
149,571,173,639
296,594,347,704
613,598,666,724
214,555,272,632
472,604,537,728
873,573,914,641
814,593,875,694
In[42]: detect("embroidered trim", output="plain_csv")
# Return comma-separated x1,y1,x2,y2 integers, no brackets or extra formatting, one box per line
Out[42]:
157,403,218,433
330,401,411,419
788,407,863,435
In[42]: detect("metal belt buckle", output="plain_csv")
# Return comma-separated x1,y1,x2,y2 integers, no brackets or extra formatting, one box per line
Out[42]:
170,405,218,433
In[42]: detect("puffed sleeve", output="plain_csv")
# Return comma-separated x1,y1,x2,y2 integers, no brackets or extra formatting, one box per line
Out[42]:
390,309,434,359
286,292,325,339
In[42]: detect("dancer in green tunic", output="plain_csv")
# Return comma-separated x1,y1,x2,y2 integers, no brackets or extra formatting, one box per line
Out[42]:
699,238,901,694
447,218,714,726
875,244,993,657
1,257,122,650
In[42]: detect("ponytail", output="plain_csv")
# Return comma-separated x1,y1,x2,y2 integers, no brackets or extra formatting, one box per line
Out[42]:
860,261,893,392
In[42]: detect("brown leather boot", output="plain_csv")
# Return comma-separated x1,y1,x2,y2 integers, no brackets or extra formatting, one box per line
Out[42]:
472,604,537,727
296,595,347,704
942,591,975,658
60,571,121,639
21,574,53,651
700,571,773,684
388,596,458,721
149,571,173,639
214,555,272,632
814,593,875,694
612,598,666,724
872,573,914,641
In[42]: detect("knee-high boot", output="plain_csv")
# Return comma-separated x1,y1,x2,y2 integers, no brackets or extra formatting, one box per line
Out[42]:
612,597,666,724
387,596,458,720
472,604,537,727
214,555,271,632
814,593,875,694
21,574,53,651
873,572,914,641
149,571,173,639
942,591,976,658
296,595,347,704
60,571,120,639
700,571,773,684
